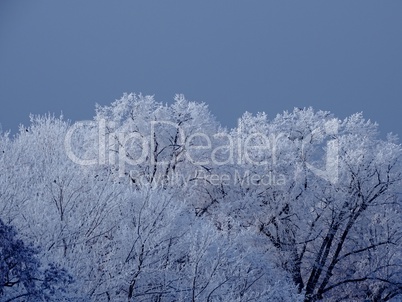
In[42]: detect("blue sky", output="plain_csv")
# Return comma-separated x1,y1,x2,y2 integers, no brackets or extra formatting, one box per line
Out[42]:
1,1,401,136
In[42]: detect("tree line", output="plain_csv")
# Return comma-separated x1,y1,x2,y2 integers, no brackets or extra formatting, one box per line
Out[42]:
1,94,401,301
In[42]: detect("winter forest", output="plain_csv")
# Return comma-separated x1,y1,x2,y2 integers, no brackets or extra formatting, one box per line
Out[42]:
1,93,402,301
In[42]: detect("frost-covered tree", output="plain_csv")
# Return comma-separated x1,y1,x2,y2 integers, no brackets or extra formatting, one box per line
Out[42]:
92,93,221,187
99,188,301,302
0,115,123,299
225,108,402,301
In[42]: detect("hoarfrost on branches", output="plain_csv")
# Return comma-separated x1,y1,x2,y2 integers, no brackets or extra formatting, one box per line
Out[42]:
1,94,401,301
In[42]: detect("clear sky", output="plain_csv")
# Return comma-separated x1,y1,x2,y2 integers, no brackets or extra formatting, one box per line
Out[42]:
1,1,401,136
